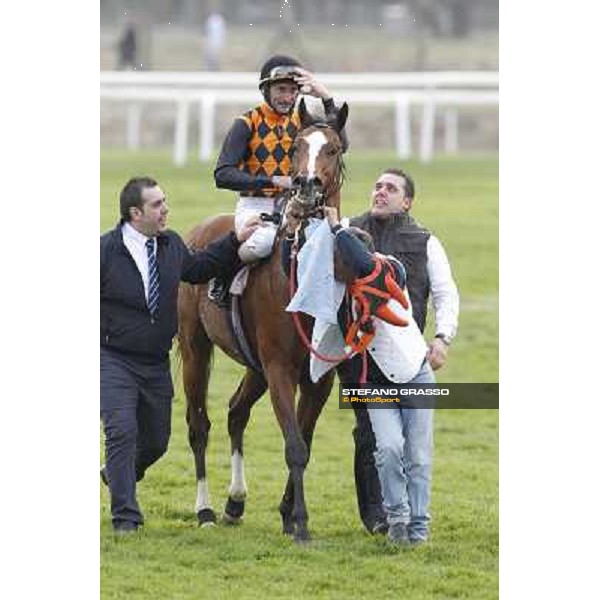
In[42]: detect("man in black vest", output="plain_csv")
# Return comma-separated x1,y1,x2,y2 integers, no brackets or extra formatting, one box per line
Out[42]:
343,168,459,536
100,176,261,534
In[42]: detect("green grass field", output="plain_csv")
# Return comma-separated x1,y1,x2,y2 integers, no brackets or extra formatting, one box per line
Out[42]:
100,150,498,599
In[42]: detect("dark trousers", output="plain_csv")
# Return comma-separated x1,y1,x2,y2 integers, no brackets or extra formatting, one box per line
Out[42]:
100,347,173,529
337,355,387,531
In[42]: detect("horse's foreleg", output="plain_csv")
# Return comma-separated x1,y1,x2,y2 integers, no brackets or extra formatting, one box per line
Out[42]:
279,368,335,534
179,293,216,527
223,369,267,524
266,363,311,542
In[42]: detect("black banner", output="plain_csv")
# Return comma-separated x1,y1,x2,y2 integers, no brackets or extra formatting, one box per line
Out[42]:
338,383,499,409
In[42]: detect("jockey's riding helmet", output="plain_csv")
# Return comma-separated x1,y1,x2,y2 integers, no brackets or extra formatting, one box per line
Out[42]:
258,55,302,108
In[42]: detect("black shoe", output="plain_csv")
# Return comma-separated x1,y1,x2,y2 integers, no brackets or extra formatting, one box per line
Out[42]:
387,522,409,545
409,537,427,546
100,465,108,486
208,278,230,309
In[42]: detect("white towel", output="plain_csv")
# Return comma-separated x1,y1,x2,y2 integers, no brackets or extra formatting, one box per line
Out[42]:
286,219,345,324
309,319,349,383
285,218,348,382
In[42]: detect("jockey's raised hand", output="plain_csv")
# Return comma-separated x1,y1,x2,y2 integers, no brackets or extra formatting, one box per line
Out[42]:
293,67,332,100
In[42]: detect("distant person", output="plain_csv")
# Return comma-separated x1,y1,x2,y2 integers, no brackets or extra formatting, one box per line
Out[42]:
117,23,137,70
204,12,226,71
100,176,261,534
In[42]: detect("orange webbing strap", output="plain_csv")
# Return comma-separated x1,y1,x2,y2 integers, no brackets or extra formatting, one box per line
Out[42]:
348,256,411,327
351,256,383,287
381,258,409,309
344,255,413,352
344,320,374,354
288,249,409,380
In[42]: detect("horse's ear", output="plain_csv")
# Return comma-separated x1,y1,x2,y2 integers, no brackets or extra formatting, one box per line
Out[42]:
298,98,313,129
336,102,349,132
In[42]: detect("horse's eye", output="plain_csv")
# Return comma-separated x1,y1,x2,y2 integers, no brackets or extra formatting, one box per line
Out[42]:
327,146,338,156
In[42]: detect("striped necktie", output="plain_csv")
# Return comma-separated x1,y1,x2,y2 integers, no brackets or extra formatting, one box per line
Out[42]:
146,238,160,315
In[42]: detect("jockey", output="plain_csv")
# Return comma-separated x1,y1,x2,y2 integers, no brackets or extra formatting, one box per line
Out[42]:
210,55,345,303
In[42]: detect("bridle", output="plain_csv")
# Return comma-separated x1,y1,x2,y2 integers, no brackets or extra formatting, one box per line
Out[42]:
286,123,345,219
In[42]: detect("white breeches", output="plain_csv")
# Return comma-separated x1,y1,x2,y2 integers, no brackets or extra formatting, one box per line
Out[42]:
235,197,278,263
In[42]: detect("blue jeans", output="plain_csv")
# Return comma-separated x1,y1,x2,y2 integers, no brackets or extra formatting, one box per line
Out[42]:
367,361,435,541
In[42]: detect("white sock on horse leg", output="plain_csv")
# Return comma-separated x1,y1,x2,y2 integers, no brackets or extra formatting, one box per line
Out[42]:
195,478,211,512
228,450,248,501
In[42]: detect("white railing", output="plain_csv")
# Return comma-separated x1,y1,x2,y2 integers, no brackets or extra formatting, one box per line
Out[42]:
100,71,499,165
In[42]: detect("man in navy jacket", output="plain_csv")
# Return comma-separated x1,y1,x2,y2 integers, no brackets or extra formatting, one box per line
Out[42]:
100,176,260,533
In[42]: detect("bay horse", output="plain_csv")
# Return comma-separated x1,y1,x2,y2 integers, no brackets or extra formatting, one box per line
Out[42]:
177,99,348,542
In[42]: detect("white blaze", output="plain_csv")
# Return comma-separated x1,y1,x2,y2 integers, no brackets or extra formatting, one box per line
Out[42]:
305,130,328,179
228,450,248,500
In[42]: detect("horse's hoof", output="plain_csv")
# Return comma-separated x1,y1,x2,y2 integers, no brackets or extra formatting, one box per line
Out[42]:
221,512,243,526
282,522,294,536
221,496,245,526
226,497,245,518
197,508,217,527
280,511,294,535
293,530,311,544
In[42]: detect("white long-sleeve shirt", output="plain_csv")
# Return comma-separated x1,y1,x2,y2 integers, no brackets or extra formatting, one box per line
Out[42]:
426,235,459,340
122,222,156,303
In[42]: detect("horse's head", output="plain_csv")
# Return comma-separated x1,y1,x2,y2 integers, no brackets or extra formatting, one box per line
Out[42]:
289,98,348,215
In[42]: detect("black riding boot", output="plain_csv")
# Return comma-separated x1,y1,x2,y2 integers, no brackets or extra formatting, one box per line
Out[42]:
353,409,388,534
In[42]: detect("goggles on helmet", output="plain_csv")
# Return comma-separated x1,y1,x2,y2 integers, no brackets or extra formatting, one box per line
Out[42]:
259,66,301,88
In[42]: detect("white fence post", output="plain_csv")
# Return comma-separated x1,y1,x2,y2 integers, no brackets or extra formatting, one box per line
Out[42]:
395,95,411,159
420,97,436,163
125,102,142,150
100,72,499,165
444,107,458,154
199,93,216,162
173,100,189,167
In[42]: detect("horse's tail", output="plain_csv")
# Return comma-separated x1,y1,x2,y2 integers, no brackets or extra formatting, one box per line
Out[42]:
172,332,215,399
172,340,182,384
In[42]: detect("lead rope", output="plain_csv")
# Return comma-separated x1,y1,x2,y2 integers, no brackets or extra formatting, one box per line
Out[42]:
288,235,368,384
